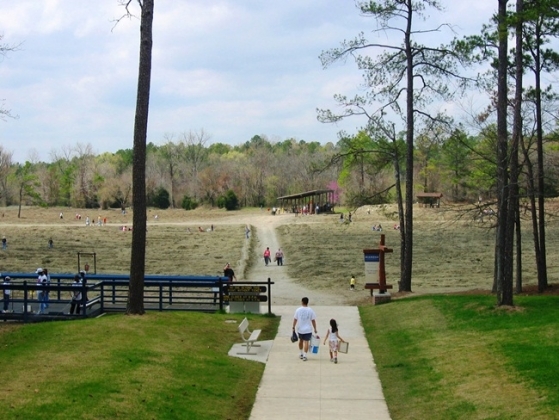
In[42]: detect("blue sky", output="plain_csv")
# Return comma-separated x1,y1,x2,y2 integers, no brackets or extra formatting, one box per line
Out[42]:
0,0,496,163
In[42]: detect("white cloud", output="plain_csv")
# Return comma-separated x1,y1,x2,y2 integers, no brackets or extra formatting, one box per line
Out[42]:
0,0,500,162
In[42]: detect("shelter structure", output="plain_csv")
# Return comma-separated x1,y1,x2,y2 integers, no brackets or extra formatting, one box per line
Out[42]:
416,192,443,208
277,189,335,214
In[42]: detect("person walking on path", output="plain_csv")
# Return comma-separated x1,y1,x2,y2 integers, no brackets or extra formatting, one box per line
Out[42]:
263,247,271,266
323,318,345,364
2,276,11,312
350,275,356,291
275,248,284,266
292,297,318,361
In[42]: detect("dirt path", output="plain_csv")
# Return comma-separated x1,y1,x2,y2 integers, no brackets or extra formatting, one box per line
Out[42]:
244,214,348,306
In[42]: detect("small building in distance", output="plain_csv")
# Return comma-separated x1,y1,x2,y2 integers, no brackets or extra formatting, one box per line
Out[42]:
416,192,443,208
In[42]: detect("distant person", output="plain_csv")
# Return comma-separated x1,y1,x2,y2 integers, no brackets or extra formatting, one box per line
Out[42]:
103,217,107,225
2,276,11,313
1,236,6,250
79,270,88,303
339,213,344,223
218,263,236,304
263,247,271,266
348,212,352,222
350,275,356,291
36,268,48,314
85,216,90,226
245,225,250,239
292,297,318,362
275,248,284,266
323,318,345,364
59,212,64,219
48,238,54,249
223,263,237,283
69,274,82,315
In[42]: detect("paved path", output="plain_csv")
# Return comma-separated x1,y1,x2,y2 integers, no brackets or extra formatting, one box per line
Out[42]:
248,305,391,420
237,215,391,419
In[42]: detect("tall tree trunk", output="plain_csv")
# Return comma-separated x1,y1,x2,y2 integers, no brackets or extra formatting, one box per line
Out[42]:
515,206,522,293
393,146,406,285
522,142,542,293
511,0,523,295
534,21,548,292
495,0,513,306
400,0,414,292
128,0,154,315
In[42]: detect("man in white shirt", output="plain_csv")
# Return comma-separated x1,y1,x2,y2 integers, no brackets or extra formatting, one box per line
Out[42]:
292,297,317,361
36,268,48,314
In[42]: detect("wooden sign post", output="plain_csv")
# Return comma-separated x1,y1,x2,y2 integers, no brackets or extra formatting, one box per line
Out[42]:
364,234,393,305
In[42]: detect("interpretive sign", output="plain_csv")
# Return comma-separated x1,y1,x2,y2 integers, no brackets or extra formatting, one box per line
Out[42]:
224,295,268,302
364,252,380,283
228,286,267,293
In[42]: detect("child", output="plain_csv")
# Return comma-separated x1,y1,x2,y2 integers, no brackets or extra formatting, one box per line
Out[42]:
350,275,356,291
323,319,345,364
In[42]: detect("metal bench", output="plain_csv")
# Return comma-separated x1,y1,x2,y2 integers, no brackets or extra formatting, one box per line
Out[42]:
237,317,261,355
364,283,393,296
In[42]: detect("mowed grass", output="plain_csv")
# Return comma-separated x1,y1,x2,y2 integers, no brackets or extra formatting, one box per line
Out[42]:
0,206,248,276
0,312,279,420
361,295,559,420
277,204,559,294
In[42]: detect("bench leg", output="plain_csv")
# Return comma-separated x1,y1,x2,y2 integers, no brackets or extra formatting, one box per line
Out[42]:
242,343,261,348
237,342,260,355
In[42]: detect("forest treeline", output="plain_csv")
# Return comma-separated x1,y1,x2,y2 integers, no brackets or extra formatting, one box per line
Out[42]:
1,126,558,212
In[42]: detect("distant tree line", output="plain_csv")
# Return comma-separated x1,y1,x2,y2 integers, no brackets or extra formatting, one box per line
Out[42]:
1,128,559,213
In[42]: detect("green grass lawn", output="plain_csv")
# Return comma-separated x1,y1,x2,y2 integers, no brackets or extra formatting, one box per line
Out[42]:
0,313,279,420
2,296,558,419
361,295,559,420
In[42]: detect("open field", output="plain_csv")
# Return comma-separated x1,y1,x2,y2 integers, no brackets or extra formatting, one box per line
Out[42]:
277,208,559,295
0,206,256,279
2,205,559,419
2,203,559,301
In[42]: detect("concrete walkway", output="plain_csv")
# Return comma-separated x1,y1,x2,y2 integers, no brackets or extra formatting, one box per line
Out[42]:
248,305,391,420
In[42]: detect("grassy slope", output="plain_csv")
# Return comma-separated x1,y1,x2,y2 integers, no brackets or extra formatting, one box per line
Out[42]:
361,295,559,420
0,313,279,420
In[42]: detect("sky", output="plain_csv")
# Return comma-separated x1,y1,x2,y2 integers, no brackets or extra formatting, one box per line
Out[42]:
0,0,497,163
